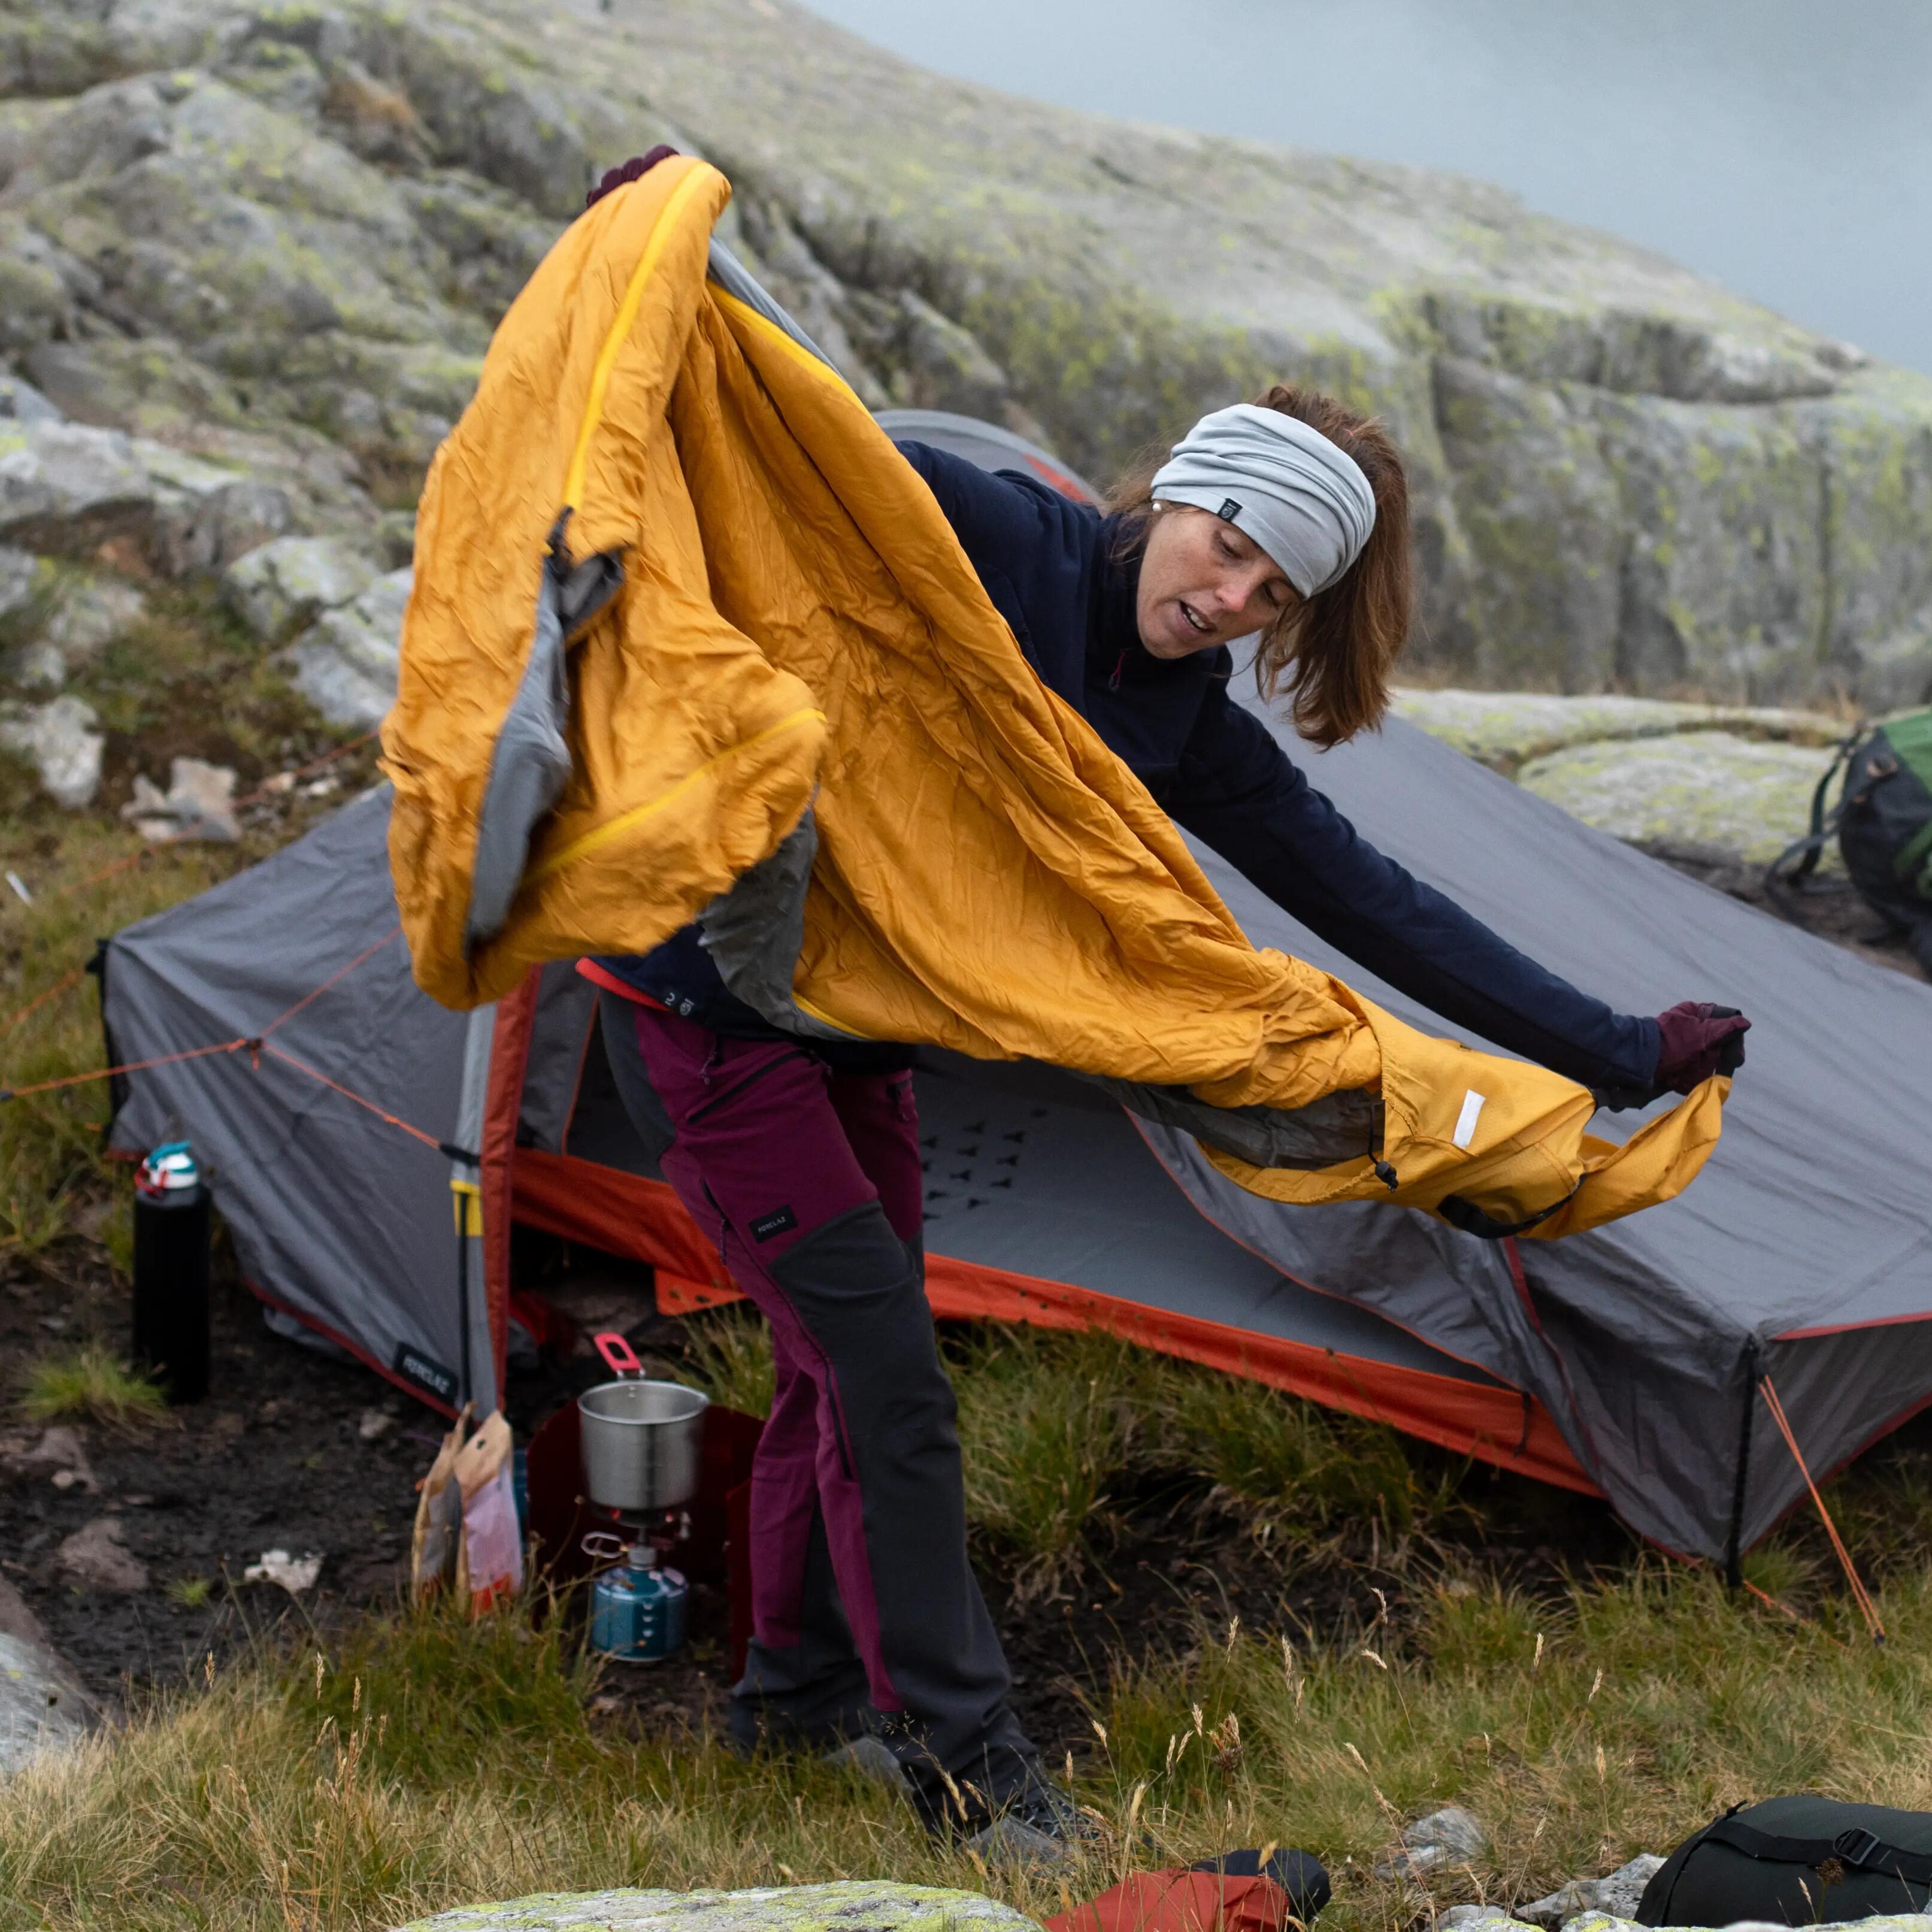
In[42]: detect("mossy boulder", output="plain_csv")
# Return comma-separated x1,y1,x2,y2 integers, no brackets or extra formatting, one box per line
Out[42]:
1,0,1930,704
394,1882,1039,1932
1516,732,1840,867
1390,687,1842,774
1397,686,1855,866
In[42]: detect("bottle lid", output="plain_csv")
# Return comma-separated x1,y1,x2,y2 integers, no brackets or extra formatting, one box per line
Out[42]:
137,1140,199,1196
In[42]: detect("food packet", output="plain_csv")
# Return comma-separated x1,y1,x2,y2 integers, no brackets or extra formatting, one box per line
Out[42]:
450,1410,522,1616
409,1404,472,1601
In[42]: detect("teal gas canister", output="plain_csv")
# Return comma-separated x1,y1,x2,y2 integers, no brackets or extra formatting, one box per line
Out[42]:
588,1542,688,1664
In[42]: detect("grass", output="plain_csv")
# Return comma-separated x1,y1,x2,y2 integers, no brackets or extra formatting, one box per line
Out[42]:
15,1341,168,1428
0,578,378,1264
683,1314,1473,1600
2,1538,1928,1931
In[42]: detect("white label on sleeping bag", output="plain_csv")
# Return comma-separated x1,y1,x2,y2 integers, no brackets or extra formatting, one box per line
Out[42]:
1453,1089,1486,1150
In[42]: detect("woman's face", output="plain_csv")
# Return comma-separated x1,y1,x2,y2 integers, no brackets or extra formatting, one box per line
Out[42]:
1134,505,1298,659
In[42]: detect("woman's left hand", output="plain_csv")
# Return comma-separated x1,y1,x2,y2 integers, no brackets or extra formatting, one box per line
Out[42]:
1653,1001,1752,1093
586,146,679,209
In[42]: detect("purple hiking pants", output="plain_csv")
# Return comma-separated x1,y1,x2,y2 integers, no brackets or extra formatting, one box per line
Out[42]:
602,995,1031,1801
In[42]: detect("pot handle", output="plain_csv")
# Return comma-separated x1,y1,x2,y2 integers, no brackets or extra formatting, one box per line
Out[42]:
593,1330,644,1379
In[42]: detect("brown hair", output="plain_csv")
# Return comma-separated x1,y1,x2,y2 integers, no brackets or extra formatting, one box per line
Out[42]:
1106,384,1412,749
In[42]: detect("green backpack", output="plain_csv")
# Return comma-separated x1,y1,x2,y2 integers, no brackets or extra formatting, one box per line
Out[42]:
1768,709,1932,977
1639,1797,1932,1925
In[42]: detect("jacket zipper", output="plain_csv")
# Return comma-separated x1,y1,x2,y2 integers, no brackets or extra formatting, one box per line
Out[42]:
1107,650,1125,692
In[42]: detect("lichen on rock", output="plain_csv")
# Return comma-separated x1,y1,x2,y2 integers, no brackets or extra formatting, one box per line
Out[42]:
1515,731,1842,867
393,1881,1042,1932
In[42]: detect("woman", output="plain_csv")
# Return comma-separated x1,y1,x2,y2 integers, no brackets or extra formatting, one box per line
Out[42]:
579,149,1749,1855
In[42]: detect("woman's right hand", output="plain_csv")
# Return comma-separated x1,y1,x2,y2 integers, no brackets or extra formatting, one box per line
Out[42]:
1652,1001,1751,1094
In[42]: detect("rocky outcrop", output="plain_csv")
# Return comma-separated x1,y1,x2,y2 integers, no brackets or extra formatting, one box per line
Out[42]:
287,565,411,727
1396,687,1846,868
1516,734,1839,868
1517,1855,1667,1927
395,1883,1040,1932
222,535,376,642
2,0,1930,711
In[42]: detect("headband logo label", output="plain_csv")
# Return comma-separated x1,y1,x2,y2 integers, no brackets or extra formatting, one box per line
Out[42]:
1216,498,1241,522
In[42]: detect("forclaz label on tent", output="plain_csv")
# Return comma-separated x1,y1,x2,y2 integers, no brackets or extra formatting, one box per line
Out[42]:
393,1344,460,1406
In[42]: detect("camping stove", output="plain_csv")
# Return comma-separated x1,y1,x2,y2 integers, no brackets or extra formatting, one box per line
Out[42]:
578,1333,707,1663
582,1519,690,1664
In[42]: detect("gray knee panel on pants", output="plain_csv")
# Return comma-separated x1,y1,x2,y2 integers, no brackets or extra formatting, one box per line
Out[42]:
770,1203,1028,1779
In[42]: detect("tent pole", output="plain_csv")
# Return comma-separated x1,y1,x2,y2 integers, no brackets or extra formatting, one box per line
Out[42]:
1724,1336,1760,1590
456,1215,473,1409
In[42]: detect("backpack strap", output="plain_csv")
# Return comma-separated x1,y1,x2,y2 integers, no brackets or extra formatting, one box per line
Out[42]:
1764,728,1869,922
1703,1813,1932,1888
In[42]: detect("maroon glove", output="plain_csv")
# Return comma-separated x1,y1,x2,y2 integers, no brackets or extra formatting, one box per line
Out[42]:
586,145,680,210
1653,1001,1751,1094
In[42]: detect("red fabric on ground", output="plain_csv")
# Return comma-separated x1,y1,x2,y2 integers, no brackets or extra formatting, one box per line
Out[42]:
1046,1872,1296,1932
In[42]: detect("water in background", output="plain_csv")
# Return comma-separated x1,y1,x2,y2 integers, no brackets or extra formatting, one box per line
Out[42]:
800,0,1932,377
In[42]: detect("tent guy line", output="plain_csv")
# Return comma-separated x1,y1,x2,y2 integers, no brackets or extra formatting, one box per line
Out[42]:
0,923,473,1166
1758,1373,1885,1643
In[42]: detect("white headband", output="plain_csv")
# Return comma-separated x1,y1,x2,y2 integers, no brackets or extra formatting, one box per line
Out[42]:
1150,403,1377,598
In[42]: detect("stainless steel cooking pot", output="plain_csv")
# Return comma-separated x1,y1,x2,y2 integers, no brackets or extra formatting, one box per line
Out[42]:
579,1331,709,1515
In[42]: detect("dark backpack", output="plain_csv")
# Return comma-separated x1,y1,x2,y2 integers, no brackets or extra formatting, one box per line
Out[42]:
1639,1797,1932,1926
1768,710,1932,977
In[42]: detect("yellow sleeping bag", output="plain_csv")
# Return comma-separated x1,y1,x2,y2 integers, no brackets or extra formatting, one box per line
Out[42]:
383,158,1725,1240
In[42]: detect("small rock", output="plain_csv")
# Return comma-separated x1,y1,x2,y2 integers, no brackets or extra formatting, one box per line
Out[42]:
222,535,377,643
55,1517,149,1593
0,544,41,622
0,420,156,558
286,565,411,728
1375,1803,1489,1879
0,695,104,806
242,1549,323,1594
356,1408,393,1442
1519,1855,1665,1927
822,1733,912,1792
0,1628,98,1777
41,573,146,663
0,1576,47,1649
122,757,239,842
964,1814,1074,1867
1437,1909,1524,1931
1,640,65,691
1,1425,96,1493
0,375,64,429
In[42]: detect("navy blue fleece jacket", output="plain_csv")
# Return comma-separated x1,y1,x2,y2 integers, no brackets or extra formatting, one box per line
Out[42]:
597,443,1660,1095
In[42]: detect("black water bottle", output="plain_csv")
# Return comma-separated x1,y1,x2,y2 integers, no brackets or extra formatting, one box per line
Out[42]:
132,1141,211,1404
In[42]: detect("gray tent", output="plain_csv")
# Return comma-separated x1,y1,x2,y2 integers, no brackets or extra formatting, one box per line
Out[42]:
101,417,1932,1571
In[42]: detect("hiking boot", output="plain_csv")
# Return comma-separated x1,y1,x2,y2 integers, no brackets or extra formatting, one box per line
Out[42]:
955,1761,1103,1867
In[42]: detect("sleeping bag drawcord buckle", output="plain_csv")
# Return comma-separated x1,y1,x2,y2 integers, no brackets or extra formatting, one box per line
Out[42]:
1371,1159,1399,1190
